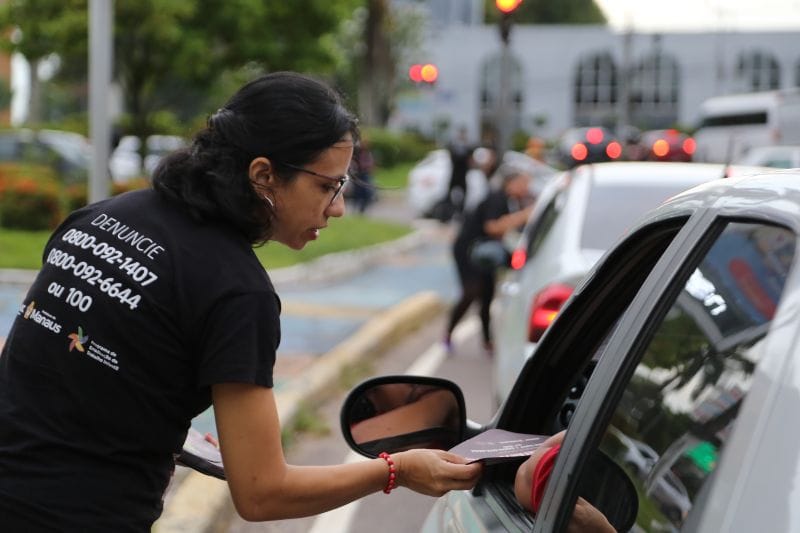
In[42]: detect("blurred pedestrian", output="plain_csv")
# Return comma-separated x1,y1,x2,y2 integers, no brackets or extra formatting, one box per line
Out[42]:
445,126,474,216
525,136,546,162
350,137,376,214
0,72,482,531
444,164,536,356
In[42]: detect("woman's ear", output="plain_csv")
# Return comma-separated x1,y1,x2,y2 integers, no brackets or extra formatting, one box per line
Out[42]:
249,157,275,189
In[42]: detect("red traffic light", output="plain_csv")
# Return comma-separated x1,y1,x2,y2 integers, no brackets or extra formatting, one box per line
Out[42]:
409,63,438,84
408,64,423,83
496,0,522,13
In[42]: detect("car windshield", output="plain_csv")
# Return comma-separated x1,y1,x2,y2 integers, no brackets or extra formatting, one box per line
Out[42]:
581,184,688,250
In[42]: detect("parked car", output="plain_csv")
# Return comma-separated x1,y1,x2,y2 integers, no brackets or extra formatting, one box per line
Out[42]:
733,144,800,169
552,126,623,169
492,161,769,403
407,149,556,218
341,169,800,532
638,128,696,162
110,134,187,182
0,128,91,184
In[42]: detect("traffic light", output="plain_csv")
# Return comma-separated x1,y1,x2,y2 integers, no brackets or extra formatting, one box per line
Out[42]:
408,63,438,85
495,0,522,43
495,0,522,13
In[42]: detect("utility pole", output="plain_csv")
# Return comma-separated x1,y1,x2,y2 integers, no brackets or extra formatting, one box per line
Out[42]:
88,0,113,203
495,0,522,158
616,27,633,139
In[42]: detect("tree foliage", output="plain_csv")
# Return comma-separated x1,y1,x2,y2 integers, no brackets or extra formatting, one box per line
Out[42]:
0,0,358,144
484,0,607,24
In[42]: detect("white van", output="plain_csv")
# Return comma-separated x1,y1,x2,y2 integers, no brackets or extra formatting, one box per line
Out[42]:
693,89,800,163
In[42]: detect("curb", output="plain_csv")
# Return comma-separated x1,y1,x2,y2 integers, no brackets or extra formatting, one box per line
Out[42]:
153,290,446,533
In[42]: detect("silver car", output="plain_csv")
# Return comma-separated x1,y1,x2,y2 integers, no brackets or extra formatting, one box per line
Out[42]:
342,169,799,532
493,161,768,404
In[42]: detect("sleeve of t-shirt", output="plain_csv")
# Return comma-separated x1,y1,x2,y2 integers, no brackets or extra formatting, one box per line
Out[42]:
195,291,280,388
483,191,510,222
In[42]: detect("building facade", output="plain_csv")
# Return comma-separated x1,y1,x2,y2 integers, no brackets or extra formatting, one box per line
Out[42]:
391,23,800,145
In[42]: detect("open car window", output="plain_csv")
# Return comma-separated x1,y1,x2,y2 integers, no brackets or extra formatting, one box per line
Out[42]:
579,221,796,531
477,217,694,531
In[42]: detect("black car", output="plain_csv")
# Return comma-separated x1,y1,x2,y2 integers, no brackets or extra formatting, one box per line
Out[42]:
553,126,623,168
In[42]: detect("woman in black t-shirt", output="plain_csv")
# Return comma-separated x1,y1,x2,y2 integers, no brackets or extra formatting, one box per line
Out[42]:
0,72,482,530
444,165,535,356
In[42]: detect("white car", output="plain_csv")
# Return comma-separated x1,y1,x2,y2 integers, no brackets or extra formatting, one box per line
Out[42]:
342,169,800,532
493,161,770,403
406,149,556,218
734,145,800,169
110,135,187,182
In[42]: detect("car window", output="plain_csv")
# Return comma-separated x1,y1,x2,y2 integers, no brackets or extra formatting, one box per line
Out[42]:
581,184,693,250
585,221,796,531
525,189,564,257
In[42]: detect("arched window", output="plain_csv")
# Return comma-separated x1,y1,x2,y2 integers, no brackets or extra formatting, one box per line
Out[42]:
629,51,680,129
480,52,524,142
572,52,618,126
736,50,781,91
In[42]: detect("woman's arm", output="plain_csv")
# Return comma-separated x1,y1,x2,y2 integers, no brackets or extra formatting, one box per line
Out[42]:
350,388,457,444
483,204,534,238
213,382,481,521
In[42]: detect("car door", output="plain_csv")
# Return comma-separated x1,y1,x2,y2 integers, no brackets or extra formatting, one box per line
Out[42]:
423,205,708,532
533,200,800,530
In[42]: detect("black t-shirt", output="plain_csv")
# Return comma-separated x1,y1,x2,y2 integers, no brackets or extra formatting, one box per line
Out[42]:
0,189,280,531
454,189,513,253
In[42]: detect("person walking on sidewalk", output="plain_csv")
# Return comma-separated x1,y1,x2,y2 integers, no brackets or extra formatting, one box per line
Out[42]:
0,72,482,531
444,164,535,356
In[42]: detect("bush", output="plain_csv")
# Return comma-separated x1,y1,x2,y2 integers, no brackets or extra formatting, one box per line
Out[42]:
362,128,435,168
0,166,63,230
0,163,152,230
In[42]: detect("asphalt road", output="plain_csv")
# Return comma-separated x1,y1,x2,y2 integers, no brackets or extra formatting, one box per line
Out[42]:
223,312,497,533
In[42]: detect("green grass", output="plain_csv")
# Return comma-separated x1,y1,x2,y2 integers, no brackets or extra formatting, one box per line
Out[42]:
0,215,412,270
374,161,414,191
0,229,51,269
253,214,411,269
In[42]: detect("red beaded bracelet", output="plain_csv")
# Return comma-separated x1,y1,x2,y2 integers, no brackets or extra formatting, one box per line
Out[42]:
378,452,397,494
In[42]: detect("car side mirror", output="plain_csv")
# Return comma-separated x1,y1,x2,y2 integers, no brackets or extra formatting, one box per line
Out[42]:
340,376,467,458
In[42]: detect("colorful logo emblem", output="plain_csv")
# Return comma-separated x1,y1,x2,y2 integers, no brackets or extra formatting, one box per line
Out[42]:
68,326,89,353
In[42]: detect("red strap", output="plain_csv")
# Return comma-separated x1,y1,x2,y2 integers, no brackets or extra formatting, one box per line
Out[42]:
531,444,561,513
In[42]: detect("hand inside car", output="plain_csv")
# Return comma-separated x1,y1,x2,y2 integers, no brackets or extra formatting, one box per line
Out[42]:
514,431,614,532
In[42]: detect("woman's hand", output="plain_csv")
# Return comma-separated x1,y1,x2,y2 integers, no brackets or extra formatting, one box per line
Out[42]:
393,449,483,496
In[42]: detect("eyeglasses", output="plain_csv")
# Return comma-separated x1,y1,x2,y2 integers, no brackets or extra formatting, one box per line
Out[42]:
280,162,351,206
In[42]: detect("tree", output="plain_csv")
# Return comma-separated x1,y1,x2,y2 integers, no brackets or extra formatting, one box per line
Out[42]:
0,0,87,125
484,0,607,24
0,0,357,149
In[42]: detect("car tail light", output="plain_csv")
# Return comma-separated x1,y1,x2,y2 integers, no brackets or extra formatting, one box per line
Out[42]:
682,138,696,155
528,283,573,342
652,139,670,158
606,141,622,159
571,143,588,161
510,248,527,270
586,127,604,144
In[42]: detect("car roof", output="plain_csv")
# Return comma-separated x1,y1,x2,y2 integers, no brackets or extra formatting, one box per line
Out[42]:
569,161,770,186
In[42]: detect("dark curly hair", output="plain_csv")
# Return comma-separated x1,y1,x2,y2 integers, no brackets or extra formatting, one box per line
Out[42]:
152,71,359,245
